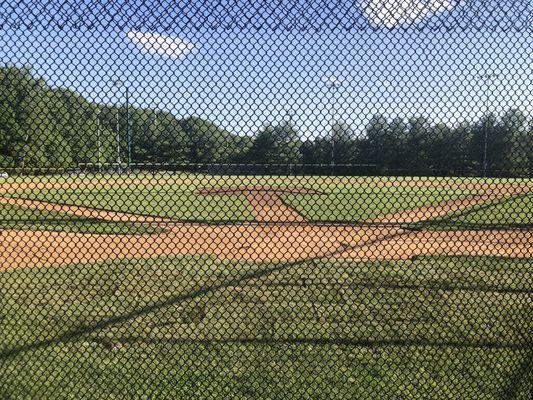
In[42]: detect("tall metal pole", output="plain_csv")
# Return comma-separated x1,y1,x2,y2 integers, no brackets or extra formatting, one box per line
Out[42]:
112,79,130,171
480,73,497,177
330,86,336,176
96,111,102,173
126,86,131,167
482,75,489,177
324,77,342,176
285,109,295,175
115,106,121,169
153,108,158,132
286,108,294,126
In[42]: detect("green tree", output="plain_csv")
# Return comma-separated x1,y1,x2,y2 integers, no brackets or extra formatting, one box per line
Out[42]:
500,109,529,175
180,117,237,164
471,113,500,176
246,122,300,169
404,116,431,173
331,122,357,167
388,117,407,171
452,121,475,174
365,114,399,173
0,71,23,166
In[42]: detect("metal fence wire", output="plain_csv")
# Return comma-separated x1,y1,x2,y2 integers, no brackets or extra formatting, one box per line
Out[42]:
0,1,532,399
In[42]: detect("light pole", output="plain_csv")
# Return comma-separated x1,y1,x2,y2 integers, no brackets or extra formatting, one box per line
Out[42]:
96,110,102,173
478,72,497,177
112,79,131,169
285,108,294,126
115,102,121,170
285,108,295,175
152,100,159,132
323,76,342,175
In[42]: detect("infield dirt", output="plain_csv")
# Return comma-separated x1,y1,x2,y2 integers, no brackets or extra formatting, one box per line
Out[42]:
0,180,531,269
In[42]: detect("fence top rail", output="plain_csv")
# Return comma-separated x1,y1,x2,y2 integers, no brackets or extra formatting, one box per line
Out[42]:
1,0,531,32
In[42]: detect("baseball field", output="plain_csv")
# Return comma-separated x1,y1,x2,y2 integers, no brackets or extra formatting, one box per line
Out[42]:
0,173,531,399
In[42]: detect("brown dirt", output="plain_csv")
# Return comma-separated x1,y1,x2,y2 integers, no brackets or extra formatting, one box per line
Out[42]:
0,226,397,268
1,226,531,269
0,181,531,270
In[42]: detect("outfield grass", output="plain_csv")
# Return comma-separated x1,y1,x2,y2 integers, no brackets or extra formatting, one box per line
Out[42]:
0,203,159,234
3,173,532,224
4,184,529,227
1,255,531,399
4,180,489,223
2,172,532,187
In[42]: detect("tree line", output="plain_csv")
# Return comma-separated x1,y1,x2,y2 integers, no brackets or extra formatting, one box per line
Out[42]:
1,66,531,176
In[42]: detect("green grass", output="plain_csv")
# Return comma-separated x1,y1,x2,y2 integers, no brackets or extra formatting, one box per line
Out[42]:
3,174,532,224
1,343,530,400
4,183,529,227
1,174,531,397
1,255,531,399
283,186,484,222
0,203,159,234
4,181,488,223
2,172,532,187
423,193,533,229
5,187,255,222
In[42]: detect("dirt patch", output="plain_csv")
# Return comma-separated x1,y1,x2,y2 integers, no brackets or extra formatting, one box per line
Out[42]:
197,187,323,196
0,182,531,270
1,225,531,270
0,225,398,268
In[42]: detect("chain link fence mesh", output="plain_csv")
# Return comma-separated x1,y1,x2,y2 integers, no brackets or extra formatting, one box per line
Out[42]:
0,1,532,398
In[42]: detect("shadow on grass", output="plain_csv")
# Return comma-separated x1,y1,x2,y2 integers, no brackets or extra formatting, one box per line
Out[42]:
0,228,531,362
88,335,532,351
499,345,533,400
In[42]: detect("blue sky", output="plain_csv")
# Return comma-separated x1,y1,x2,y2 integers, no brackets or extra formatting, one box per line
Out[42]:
0,0,531,138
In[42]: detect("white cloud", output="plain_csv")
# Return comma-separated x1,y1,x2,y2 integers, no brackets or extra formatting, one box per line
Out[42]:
360,0,457,28
126,31,195,58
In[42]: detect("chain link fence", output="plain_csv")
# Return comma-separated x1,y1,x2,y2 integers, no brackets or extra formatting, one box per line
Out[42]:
0,1,531,398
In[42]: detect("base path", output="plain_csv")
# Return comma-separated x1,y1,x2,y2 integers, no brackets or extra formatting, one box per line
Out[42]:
1,226,531,269
369,190,530,224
